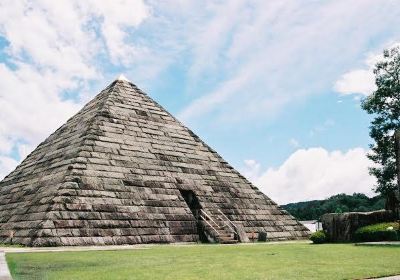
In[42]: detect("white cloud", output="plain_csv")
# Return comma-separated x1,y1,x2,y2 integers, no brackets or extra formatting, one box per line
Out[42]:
242,159,261,182
82,0,150,66
0,0,149,72
0,64,81,143
334,42,400,96
0,156,18,180
334,69,376,96
178,0,400,123
0,1,97,79
244,147,375,205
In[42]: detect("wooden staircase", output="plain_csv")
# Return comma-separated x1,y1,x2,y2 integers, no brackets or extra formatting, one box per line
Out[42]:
197,209,239,244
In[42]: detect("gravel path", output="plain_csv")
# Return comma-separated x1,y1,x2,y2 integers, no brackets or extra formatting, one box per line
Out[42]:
0,251,12,280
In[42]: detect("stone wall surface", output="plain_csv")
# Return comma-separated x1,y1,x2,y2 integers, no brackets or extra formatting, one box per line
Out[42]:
0,79,310,246
321,210,395,242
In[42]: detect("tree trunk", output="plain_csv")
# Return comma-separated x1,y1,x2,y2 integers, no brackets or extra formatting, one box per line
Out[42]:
395,130,400,218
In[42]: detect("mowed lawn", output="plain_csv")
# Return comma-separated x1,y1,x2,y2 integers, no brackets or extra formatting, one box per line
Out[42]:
6,243,400,280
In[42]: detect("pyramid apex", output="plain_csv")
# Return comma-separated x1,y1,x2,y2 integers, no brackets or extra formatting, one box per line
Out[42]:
116,74,130,82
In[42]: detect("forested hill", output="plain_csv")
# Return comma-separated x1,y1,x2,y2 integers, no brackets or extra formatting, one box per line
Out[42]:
281,193,385,221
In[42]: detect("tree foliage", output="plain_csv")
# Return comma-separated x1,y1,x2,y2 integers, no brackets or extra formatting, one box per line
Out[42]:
310,230,328,244
282,193,385,220
361,46,400,201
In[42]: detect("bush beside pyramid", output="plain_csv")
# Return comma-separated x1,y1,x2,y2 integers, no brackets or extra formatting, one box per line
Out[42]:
0,78,309,246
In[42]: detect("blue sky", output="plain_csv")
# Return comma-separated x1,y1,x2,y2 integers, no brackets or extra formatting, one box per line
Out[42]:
0,0,399,204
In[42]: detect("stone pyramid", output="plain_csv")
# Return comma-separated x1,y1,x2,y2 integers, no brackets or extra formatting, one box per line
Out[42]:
0,77,309,246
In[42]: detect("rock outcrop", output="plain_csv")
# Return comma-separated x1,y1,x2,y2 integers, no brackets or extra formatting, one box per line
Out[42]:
321,210,394,242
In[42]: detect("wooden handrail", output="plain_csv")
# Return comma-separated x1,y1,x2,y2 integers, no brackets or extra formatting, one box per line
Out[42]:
199,209,220,229
217,209,238,235
199,213,220,236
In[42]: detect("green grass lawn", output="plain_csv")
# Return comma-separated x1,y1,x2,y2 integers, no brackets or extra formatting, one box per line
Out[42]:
6,243,400,280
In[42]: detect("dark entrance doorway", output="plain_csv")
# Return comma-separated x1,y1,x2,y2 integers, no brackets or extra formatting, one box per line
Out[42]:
179,189,201,216
179,189,207,241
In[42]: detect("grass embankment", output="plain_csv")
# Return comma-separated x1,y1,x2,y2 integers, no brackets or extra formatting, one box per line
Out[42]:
6,243,400,280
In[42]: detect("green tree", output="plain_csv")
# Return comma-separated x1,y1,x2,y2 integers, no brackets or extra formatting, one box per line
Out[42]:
282,193,385,220
361,46,400,209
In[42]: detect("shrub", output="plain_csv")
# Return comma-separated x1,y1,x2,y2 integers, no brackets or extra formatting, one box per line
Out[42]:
353,222,399,242
310,230,327,244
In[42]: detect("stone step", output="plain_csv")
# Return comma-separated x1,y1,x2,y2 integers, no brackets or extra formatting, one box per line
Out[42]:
203,225,231,233
219,238,239,244
218,233,233,237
